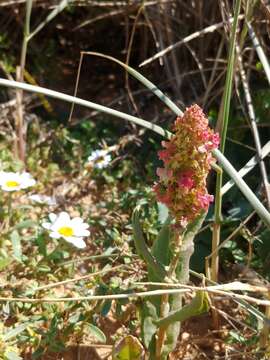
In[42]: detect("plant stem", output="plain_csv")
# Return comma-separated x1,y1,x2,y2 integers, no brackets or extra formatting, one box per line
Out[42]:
7,193,12,227
16,0,33,164
211,0,242,282
156,231,183,359
237,46,270,208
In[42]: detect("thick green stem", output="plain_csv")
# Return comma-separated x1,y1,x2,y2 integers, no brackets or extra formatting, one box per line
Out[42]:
156,231,183,359
155,213,207,359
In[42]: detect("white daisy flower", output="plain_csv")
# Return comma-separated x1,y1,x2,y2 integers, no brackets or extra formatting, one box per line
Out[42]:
87,149,112,169
29,194,57,206
0,171,36,192
42,212,90,249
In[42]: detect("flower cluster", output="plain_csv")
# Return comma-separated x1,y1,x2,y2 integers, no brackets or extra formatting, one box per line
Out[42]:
0,170,90,250
0,171,36,192
87,149,112,169
42,212,90,249
154,104,219,225
29,194,57,206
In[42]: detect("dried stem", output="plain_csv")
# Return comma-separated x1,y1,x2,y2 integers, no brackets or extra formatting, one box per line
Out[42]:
15,0,33,164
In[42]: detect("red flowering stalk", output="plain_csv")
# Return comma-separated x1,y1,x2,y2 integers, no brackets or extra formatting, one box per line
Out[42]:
154,104,219,225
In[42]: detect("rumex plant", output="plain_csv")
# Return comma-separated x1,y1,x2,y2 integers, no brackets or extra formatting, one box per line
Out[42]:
154,104,219,224
133,105,219,359
1,59,270,358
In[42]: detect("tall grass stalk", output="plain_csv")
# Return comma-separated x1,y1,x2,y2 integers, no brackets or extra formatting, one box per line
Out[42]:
15,0,70,164
246,15,270,351
247,22,270,86
211,0,242,283
16,0,33,163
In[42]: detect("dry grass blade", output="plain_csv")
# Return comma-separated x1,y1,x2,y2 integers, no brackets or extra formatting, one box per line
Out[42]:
28,0,70,41
139,15,244,67
248,22,270,86
221,141,270,195
1,283,270,307
237,49,270,208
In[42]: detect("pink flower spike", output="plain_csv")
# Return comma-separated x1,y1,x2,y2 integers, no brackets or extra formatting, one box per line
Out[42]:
156,168,167,181
179,177,194,189
156,168,173,182
212,133,220,147
201,130,210,141
153,104,219,225
161,141,170,148
197,193,214,209
178,170,194,189
158,149,170,162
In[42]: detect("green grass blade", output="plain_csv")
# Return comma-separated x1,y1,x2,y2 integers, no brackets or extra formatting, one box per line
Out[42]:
28,0,70,41
213,149,270,228
0,78,169,139
219,0,242,152
247,22,270,86
83,51,183,117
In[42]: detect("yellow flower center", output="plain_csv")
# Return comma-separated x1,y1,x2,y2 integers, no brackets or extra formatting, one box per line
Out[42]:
58,226,74,237
6,180,20,188
96,156,105,163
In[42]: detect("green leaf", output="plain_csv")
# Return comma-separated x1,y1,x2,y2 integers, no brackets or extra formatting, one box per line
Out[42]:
4,350,22,360
112,335,145,360
3,323,28,341
155,291,210,328
0,257,12,271
132,207,166,280
13,219,37,230
37,265,51,273
10,230,22,261
148,218,171,285
141,301,157,348
157,202,169,224
152,218,171,266
101,300,112,317
86,323,106,343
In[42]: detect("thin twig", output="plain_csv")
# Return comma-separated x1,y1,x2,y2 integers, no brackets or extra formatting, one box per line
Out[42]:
1,285,270,306
33,264,128,293
221,141,270,195
237,46,270,208
247,22,270,86
139,15,244,67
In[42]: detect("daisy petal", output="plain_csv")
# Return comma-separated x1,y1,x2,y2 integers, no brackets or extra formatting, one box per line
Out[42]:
68,237,86,249
49,232,61,239
70,217,84,226
49,213,57,222
51,212,71,230
42,222,52,230
74,229,90,237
